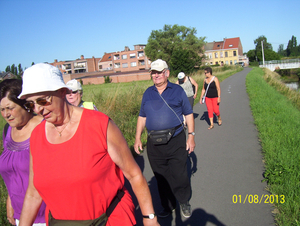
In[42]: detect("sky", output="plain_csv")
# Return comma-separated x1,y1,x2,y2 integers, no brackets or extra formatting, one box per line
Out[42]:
1,0,299,71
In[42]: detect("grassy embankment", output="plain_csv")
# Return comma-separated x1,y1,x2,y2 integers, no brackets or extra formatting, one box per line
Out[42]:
246,67,300,225
0,65,242,225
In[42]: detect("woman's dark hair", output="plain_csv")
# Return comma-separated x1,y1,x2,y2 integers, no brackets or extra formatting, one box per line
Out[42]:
204,67,213,75
0,79,27,110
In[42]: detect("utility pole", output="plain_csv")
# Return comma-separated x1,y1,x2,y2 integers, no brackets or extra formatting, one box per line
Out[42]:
261,40,265,65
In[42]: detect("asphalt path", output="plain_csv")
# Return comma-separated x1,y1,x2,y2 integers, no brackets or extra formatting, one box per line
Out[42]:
128,67,275,226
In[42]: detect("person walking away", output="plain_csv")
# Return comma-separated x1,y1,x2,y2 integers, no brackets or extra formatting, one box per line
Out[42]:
17,63,159,226
0,79,46,226
199,67,222,129
176,72,198,109
134,59,196,219
66,79,98,110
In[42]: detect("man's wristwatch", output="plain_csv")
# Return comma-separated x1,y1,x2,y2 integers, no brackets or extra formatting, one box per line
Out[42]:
188,132,195,136
142,213,156,219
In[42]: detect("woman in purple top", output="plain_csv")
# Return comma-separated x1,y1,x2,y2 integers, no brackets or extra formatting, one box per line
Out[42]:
0,79,46,226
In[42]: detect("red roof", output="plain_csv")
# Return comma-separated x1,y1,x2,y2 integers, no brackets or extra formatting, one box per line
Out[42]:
100,53,113,62
223,37,240,49
213,41,224,50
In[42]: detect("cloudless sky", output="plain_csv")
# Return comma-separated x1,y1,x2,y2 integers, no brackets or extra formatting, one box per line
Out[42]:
1,0,299,71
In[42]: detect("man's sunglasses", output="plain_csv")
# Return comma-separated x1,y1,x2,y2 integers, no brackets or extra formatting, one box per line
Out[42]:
24,96,52,110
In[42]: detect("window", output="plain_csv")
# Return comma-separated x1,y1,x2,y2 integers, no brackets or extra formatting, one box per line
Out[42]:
99,65,103,69
130,53,136,58
220,52,223,58
122,63,128,68
215,52,218,58
234,60,237,64
138,51,144,57
114,54,120,60
209,53,212,59
230,60,232,65
114,63,120,68
225,52,228,57
233,51,237,56
229,44,233,47
122,54,127,60
225,61,228,65
131,62,136,67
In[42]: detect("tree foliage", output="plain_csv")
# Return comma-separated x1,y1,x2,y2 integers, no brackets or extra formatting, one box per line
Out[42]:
145,24,206,76
170,47,200,76
3,63,23,79
277,44,286,57
254,35,273,54
287,35,298,57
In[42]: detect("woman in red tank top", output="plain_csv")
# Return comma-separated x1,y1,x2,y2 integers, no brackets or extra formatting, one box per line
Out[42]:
17,63,160,226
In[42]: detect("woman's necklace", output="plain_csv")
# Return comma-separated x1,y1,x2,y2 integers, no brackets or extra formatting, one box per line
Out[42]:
53,107,73,137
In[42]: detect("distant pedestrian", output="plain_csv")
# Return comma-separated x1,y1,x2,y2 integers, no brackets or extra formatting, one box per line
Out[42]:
200,67,222,129
176,72,198,108
134,59,195,219
66,79,98,110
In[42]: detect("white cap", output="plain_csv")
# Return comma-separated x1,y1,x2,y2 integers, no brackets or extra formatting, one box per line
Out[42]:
18,63,69,99
150,59,168,72
178,72,185,79
66,79,82,92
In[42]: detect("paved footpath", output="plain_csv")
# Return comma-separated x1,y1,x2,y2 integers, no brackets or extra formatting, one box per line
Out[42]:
128,67,275,226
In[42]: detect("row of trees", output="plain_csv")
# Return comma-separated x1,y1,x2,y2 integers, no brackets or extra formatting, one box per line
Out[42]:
277,35,300,57
4,62,34,78
247,35,299,63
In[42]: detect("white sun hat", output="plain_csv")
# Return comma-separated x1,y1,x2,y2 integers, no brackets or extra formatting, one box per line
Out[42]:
178,72,185,79
66,79,82,92
150,59,168,72
18,63,70,99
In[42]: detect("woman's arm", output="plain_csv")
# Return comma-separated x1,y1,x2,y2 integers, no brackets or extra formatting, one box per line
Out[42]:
107,120,159,226
6,195,16,225
215,77,221,103
190,77,199,99
134,116,146,154
199,80,206,104
19,152,43,226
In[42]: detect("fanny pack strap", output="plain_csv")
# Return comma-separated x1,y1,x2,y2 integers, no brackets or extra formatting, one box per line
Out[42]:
48,189,125,226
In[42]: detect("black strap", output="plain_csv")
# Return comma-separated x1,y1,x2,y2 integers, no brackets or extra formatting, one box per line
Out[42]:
48,189,125,226
3,123,9,138
106,189,125,217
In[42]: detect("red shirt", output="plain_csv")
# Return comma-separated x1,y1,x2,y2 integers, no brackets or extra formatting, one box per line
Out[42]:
31,109,136,225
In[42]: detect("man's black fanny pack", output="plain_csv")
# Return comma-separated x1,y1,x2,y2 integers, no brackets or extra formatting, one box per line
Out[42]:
148,124,182,145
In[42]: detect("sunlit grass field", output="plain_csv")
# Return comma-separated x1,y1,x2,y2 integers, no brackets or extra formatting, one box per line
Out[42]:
0,65,242,225
246,67,300,225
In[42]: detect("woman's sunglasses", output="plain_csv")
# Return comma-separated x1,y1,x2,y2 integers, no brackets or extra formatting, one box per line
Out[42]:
24,96,52,110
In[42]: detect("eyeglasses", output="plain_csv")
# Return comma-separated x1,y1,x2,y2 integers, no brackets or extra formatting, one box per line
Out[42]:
24,96,52,110
204,72,209,74
150,70,166,76
67,90,79,95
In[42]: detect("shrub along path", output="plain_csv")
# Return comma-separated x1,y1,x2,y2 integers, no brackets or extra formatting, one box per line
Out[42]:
130,67,275,226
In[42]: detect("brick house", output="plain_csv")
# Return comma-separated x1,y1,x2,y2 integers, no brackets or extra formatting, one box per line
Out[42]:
112,45,151,72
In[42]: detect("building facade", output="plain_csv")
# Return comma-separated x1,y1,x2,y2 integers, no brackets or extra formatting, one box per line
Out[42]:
204,37,248,66
51,55,101,75
112,45,151,72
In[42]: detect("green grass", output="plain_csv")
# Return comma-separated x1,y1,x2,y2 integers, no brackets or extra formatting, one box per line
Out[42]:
246,67,300,225
0,65,242,225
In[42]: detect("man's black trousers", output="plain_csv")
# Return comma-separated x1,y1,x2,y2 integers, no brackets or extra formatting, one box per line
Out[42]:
147,129,191,212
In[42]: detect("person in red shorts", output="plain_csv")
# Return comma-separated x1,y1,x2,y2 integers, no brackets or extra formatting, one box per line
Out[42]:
199,67,222,129
18,63,159,226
